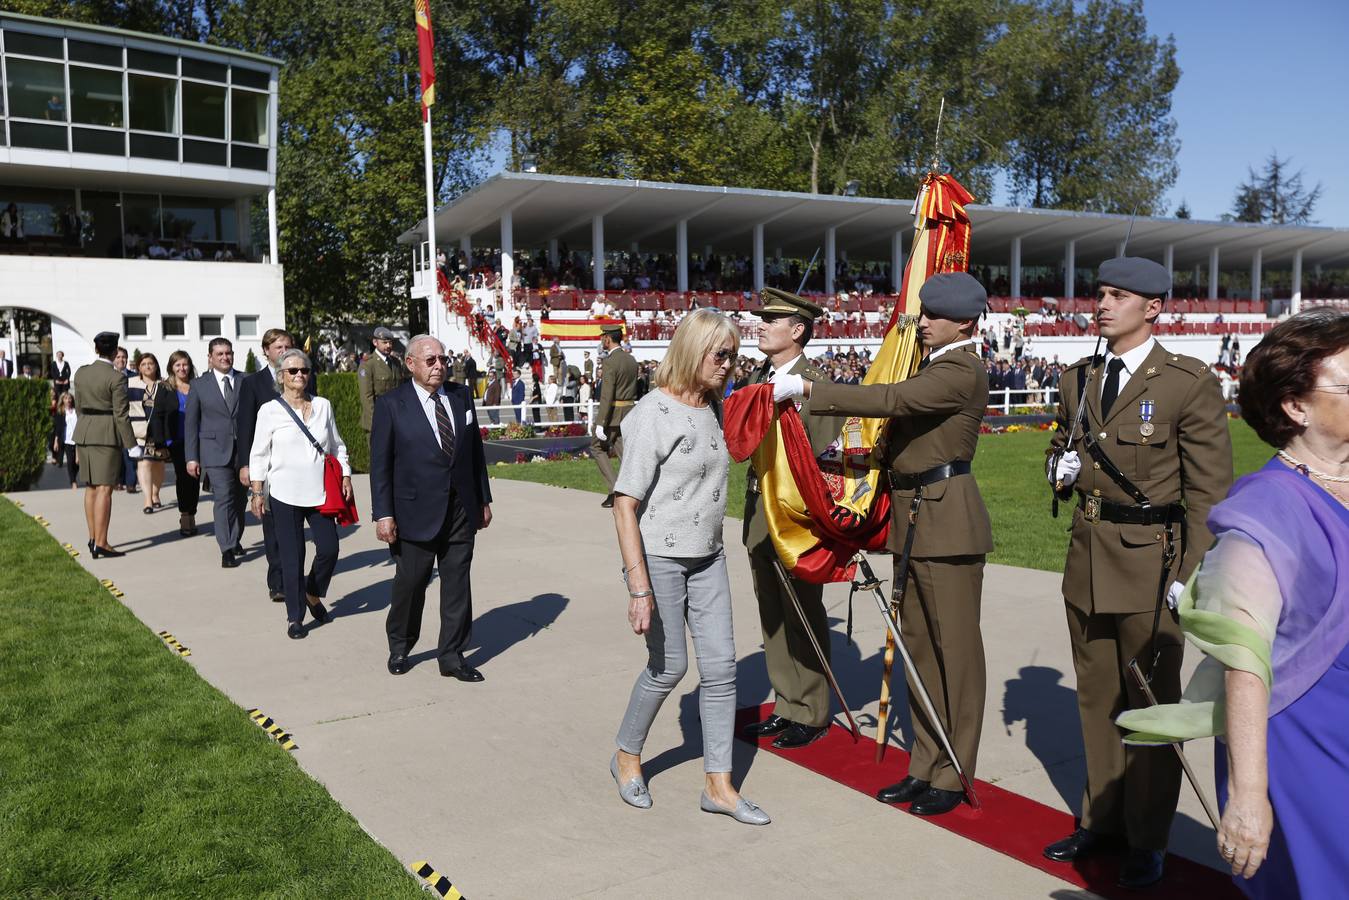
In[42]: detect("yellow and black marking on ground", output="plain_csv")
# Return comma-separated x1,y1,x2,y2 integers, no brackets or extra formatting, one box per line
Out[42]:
156,630,191,657
99,579,124,598
246,709,298,751
411,861,465,899
32,514,51,527
61,542,80,558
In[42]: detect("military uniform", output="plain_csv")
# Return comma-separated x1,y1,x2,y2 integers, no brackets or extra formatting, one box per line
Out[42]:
358,350,407,432
743,331,836,734
809,272,993,806
72,357,136,485
590,326,638,492
1049,339,1232,853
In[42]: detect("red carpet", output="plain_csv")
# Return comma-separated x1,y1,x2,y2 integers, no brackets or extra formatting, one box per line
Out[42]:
735,704,1240,899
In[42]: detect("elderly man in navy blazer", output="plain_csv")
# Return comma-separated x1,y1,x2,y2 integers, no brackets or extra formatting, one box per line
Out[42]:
371,334,493,680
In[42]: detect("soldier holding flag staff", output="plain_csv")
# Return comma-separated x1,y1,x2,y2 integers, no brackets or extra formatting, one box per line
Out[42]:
1042,256,1233,889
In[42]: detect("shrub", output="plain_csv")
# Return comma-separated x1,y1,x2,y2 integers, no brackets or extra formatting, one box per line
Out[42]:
244,349,259,373
317,372,368,473
0,379,53,491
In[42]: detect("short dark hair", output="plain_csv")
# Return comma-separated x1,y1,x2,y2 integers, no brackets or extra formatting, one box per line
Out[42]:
1239,311,1349,449
208,337,233,355
792,314,814,347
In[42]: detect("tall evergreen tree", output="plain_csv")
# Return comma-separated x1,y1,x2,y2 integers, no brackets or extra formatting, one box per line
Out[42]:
1230,153,1322,225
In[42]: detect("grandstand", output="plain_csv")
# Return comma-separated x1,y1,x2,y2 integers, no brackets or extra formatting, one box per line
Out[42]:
400,172,1349,365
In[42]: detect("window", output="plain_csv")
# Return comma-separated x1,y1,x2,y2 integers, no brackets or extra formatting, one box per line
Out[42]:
9,122,66,151
128,74,175,132
5,58,67,121
231,66,269,90
4,31,63,59
79,190,124,258
161,195,237,243
0,185,76,236
68,40,122,67
236,316,258,339
70,66,124,128
182,82,226,139
122,193,160,244
230,89,268,145
199,315,223,338
182,58,227,82
72,128,124,155
127,48,176,75
123,315,149,338
162,315,187,338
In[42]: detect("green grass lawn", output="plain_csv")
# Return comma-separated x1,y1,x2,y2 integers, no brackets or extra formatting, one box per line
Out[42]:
491,419,1273,572
0,500,422,898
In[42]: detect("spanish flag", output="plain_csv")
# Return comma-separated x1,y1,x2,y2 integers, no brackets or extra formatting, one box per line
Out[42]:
724,173,975,583
539,318,622,341
414,0,435,120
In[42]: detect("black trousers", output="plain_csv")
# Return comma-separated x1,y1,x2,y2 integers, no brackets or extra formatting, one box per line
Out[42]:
386,493,475,668
59,442,79,484
168,442,200,515
271,497,339,626
260,510,283,595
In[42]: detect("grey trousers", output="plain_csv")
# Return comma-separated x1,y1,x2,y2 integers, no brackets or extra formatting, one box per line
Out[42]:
205,465,245,553
615,550,736,773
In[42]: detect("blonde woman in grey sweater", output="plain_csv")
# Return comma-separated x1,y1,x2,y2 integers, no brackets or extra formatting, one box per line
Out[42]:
608,308,769,826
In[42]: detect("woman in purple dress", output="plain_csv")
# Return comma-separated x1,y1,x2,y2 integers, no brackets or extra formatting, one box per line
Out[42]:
1119,310,1349,898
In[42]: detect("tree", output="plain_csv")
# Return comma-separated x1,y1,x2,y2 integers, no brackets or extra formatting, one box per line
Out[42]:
1174,199,1190,219
1230,153,1322,224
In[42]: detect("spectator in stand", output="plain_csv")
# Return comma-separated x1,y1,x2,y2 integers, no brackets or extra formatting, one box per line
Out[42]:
157,351,200,536
128,353,168,514
483,368,504,425
543,375,560,422
55,391,79,488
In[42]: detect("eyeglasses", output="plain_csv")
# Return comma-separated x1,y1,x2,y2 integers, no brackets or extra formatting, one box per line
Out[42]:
709,349,735,363
1310,384,1349,395
420,355,451,367
284,367,310,376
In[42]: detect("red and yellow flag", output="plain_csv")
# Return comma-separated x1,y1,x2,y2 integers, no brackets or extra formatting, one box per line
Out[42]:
724,173,975,584
539,318,623,341
414,0,435,120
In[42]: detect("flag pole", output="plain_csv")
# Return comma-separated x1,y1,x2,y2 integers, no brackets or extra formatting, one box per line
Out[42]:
423,111,438,333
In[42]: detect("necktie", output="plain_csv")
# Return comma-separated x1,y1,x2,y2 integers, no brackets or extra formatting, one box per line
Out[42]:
221,374,234,408
1100,357,1125,417
432,394,455,463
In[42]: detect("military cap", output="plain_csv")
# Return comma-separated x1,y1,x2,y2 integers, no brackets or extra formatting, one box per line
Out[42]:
1098,256,1171,297
93,331,120,353
600,323,625,337
918,272,988,319
372,326,396,340
754,287,824,320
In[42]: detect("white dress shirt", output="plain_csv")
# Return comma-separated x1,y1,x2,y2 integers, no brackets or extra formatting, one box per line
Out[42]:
249,397,350,508
412,380,455,447
770,353,804,378
926,337,980,363
1101,337,1157,398
214,368,237,396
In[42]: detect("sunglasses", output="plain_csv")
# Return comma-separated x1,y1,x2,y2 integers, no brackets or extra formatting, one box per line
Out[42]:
420,355,451,367
709,349,735,363
284,367,310,375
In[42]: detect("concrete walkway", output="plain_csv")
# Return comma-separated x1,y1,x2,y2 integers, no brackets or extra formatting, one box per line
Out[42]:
11,469,1224,898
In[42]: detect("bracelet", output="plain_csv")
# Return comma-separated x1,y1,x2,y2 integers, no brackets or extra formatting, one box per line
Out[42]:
628,590,653,599
620,560,646,582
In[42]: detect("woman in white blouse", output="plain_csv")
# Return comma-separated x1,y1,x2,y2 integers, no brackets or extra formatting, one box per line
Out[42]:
248,349,352,639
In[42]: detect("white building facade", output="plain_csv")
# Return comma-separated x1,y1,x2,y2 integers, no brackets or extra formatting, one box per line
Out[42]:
1,12,284,372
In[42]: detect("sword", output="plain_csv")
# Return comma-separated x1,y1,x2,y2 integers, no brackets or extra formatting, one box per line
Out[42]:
1126,659,1221,831
852,552,980,809
771,558,860,743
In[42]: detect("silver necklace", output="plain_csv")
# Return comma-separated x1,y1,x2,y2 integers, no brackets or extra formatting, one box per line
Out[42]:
1278,450,1349,483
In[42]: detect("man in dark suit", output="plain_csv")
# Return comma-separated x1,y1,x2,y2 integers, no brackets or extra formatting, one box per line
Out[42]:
236,328,315,600
49,351,71,394
185,337,247,568
371,334,493,681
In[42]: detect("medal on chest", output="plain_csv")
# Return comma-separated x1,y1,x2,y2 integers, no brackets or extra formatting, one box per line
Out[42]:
1138,399,1155,437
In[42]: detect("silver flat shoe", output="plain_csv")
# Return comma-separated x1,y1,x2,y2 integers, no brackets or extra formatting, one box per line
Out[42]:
700,791,771,825
610,753,652,809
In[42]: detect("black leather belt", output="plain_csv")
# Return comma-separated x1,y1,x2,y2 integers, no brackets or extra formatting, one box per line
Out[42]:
80,409,112,416
890,460,971,491
1078,496,1184,525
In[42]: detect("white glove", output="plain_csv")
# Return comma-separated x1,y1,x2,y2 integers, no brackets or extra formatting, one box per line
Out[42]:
594,425,607,442
1166,579,1184,611
770,372,805,403
1050,450,1081,487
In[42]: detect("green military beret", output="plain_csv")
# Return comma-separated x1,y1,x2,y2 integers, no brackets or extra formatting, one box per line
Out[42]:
1098,256,1171,297
755,287,824,320
918,272,987,319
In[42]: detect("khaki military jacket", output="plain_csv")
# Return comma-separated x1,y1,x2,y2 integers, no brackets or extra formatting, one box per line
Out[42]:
71,360,136,449
597,348,638,429
742,356,835,553
358,351,407,431
811,345,993,559
1049,340,1232,614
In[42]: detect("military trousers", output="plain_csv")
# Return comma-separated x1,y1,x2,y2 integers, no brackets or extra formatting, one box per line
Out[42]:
749,547,830,728
589,427,624,489
1065,603,1183,850
895,554,986,792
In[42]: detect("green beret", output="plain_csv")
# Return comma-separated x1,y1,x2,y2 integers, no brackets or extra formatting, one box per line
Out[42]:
1098,256,1171,297
918,272,987,319
754,287,824,320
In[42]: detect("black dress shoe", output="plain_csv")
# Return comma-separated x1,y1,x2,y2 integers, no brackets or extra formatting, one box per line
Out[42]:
1118,848,1165,889
95,545,126,558
600,493,615,509
387,654,409,675
306,599,331,624
269,591,285,603
441,664,485,682
742,714,792,738
771,722,828,749
909,787,963,817
221,551,239,568
876,775,930,804
287,621,306,640
232,543,245,556
1044,828,1119,862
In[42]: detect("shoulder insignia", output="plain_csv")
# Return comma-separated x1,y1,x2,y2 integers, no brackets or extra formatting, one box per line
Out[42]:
1145,366,1157,376
802,365,826,381
1165,354,1211,378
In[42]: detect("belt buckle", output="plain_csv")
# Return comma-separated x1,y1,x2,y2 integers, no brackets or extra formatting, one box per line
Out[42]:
1084,497,1101,523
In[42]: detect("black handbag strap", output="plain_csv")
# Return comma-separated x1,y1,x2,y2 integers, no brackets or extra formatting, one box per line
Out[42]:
273,396,325,456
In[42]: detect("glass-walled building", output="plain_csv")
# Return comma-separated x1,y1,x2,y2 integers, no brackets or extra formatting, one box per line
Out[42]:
0,12,285,371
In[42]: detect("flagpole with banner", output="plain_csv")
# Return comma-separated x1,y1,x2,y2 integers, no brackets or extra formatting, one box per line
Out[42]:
415,0,438,336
